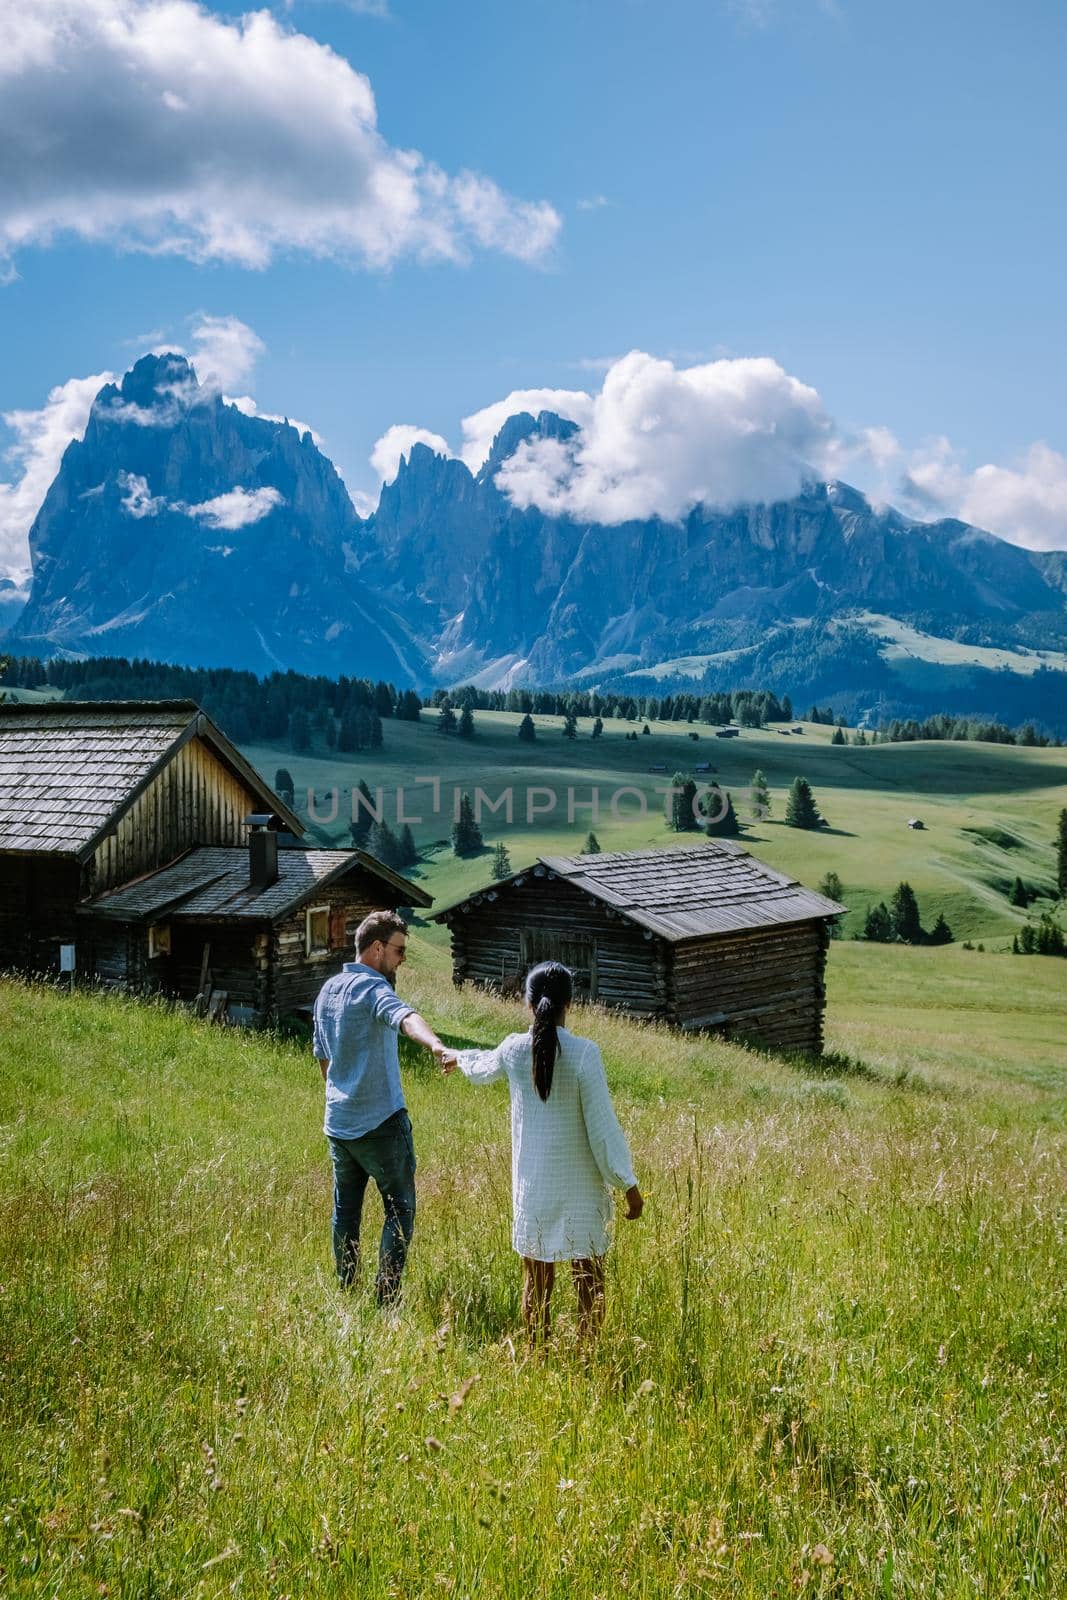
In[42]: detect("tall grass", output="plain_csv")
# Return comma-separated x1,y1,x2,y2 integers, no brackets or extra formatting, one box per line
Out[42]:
1,965,1064,1597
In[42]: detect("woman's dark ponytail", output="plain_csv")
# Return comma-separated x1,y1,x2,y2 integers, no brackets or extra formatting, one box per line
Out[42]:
526,961,573,1101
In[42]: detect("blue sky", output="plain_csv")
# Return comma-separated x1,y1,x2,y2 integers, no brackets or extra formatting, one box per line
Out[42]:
2,0,1066,575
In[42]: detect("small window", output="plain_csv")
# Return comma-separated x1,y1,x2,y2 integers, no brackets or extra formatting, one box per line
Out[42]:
148,923,171,959
306,904,330,956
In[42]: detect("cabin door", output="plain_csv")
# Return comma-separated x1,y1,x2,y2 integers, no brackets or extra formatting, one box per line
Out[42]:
519,929,598,999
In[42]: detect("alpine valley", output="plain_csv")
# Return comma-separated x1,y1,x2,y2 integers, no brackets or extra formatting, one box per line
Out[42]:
7,354,1067,729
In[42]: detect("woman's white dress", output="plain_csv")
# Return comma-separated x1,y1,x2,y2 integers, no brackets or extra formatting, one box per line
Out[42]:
457,1027,637,1262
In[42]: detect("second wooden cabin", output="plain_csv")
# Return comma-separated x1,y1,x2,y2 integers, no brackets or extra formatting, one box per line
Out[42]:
433,842,844,1053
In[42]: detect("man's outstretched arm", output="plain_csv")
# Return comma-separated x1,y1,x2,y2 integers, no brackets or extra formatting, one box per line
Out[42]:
401,1012,457,1072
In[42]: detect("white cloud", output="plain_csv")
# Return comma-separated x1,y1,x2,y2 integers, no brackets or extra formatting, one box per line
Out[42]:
183,486,283,530
576,195,612,211
370,424,452,482
0,370,113,578
0,0,561,277
187,315,265,394
116,474,283,528
901,438,1067,552
458,388,596,472
491,352,833,524
118,470,165,518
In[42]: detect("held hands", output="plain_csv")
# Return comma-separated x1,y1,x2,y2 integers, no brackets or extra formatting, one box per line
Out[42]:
433,1042,459,1076
623,1184,644,1221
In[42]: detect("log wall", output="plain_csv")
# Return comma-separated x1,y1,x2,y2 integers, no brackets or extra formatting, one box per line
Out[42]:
670,920,831,1053
269,875,404,1015
77,920,145,990
0,856,81,973
443,872,669,1015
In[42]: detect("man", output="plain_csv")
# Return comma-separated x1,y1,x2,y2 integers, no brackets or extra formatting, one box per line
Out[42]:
313,910,455,1304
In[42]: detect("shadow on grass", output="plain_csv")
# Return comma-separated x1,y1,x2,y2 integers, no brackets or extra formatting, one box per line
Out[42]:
778,1046,947,1096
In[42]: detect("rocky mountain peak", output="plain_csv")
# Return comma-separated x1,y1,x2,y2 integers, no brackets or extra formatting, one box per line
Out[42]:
479,409,580,480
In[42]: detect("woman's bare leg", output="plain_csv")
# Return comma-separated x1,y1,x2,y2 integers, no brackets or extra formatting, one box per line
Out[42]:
522,1258,555,1344
572,1256,605,1345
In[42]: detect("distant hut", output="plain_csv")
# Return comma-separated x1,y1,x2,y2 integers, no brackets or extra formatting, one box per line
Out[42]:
0,700,430,1021
433,842,844,1053
907,818,925,830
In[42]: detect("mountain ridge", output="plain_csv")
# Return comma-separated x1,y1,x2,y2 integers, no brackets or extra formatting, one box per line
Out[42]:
6,358,1067,726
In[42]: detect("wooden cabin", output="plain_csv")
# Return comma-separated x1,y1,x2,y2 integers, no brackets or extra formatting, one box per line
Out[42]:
433,842,844,1053
0,699,430,1022
77,832,431,1024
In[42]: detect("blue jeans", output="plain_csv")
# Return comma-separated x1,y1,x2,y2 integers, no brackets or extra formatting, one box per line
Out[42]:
328,1110,417,1304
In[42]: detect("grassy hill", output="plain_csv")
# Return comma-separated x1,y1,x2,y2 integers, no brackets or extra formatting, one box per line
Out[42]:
242,710,1067,945
2,945,1064,1597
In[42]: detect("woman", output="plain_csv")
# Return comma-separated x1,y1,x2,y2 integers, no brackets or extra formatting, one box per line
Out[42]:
457,961,643,1343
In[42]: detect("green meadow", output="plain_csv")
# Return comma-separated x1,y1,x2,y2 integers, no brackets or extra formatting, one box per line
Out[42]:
2,937,1065,1598
244,709,1067,944
2,708,1065,1595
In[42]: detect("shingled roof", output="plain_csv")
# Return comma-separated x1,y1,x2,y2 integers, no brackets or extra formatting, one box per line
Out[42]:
80,845,432,923
434,841,844,941
0,700,302,854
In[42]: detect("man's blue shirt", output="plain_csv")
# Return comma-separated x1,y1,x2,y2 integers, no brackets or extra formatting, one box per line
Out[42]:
313,962,414,1140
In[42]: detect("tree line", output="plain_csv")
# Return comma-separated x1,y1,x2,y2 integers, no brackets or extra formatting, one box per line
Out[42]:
2,651,1062,749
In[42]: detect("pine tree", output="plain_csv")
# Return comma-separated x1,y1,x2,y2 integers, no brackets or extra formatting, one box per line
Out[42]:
398,824,419,868
1057,807,1067,898
703,788,740,837
452,792,483,857
337,709,360,752
641,723,651,736
368,819,399,869
819,870,843,901
274,767,295,803
490,841,512,881
581,830,601,854
750,768,771,819
831,726,846,746
891,881,923,944
591,717,603,739
288,707,312,752
670,773,699,832
518,713,536,742
350,779,377,847
928,912,954,945
864,903,894,942
458,705,475,739
1010,876,1029,908
437,700,458,735
784,776,821,830
561,713,578,739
